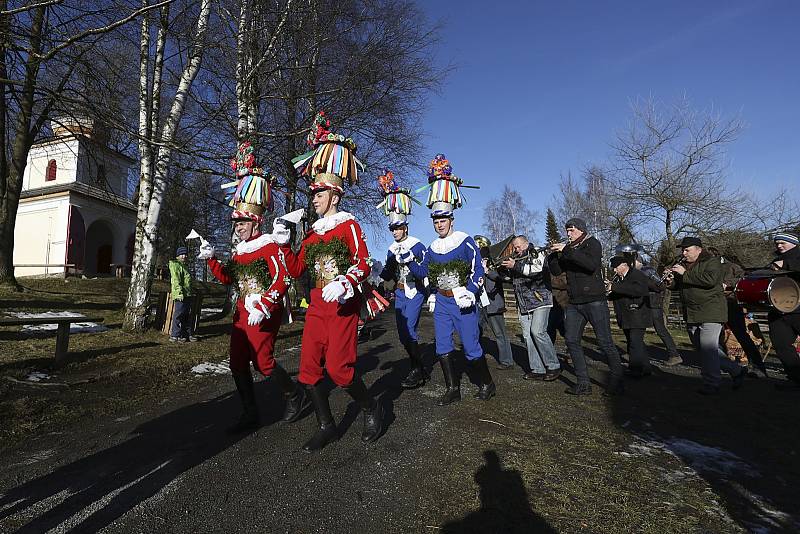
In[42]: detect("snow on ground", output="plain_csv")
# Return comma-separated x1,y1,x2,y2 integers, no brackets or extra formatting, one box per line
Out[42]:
4,311,108,334
618,432,798,532
199,307,222,318
191,361,229,375
25,371,51,382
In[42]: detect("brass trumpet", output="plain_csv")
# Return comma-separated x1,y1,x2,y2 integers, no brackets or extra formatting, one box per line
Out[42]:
659,258,687,284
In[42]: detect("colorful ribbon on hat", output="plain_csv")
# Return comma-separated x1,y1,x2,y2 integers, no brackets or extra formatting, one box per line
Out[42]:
425,178,463,209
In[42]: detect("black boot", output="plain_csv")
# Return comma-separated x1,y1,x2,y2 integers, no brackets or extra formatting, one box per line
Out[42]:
302,384,338,452
437,353,461,406
471,357,497,401
271,365,306,423
227,371,259,434
401,341,425,389
345,376,384,443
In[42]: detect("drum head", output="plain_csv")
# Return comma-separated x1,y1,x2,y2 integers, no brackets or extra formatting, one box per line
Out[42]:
768,276,800,313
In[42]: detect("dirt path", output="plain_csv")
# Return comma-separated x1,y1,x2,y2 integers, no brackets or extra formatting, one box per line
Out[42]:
1,310,798,533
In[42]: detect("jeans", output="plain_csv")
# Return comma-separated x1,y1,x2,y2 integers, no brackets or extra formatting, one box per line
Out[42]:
624,328,651,372
649,306,679,358
519,306,560,373
480,310,514,366
687,322,742,388
170,299,193,339
565,301,623,385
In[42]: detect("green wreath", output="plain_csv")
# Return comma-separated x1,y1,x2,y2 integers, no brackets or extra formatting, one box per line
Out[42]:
428,259,471,288
304,237,352,281
225,257,273,291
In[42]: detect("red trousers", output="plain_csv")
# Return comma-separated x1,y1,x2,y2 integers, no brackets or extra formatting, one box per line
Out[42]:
298,288,361,387
229,301,283,375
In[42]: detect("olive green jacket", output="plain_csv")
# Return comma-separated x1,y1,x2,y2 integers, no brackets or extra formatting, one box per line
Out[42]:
677,252,727,323
169,260,192,301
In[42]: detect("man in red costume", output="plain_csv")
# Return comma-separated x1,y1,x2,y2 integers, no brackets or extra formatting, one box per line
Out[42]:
198,143,304,433
281,174,384,452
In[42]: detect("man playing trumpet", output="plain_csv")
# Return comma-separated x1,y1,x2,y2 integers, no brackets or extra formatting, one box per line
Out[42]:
666,237,747,395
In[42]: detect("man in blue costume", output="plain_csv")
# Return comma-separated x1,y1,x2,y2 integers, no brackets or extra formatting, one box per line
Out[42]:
379,174,429,389
404,154,496,405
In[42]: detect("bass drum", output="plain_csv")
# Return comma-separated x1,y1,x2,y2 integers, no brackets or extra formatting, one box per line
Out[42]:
734,275,800,313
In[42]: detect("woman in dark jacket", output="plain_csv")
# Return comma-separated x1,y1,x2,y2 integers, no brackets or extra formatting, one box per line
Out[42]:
608,256,653,377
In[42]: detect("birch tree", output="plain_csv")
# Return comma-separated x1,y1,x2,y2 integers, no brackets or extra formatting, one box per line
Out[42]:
123,0,211,331
482,185,539,243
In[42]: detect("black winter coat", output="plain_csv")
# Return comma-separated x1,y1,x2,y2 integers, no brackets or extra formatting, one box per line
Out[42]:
549,235,606,304
608,268,652,329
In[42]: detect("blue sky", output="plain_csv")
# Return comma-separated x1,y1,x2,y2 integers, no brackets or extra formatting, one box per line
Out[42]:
369,0,800,256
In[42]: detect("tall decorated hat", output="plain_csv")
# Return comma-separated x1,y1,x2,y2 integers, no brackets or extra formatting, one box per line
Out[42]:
376,169,416,229
423,153,473,218
292,111,364,194
222,141,275,222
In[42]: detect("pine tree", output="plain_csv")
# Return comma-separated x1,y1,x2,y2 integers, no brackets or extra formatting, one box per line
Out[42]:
545,208,562,244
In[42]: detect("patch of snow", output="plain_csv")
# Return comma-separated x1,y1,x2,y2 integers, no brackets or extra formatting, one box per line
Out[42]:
200,307,222,318
25,371,51,382
191,361,229,375
5,311,108,334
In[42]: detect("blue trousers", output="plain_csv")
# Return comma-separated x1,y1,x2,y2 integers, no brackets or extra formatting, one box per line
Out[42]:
434,293,483,360
394,289,424,344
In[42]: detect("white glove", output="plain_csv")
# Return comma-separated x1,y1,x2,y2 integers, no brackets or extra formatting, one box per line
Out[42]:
272,221,290,245
452,286,476,310
197,238,215,260
427,294,436,312
322,279,347,302
244,293,270,325
395,250,414,265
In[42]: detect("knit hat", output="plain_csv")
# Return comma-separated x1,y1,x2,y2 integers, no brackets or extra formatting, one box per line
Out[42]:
292,111,364,194
774,232,799,245
222,141,275,223
176,246,188,257
564,217,587,233
377,170,416,229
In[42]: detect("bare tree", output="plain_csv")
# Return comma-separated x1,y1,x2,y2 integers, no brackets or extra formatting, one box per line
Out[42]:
482,185,540,243
0,0,170,289
606,96,750,257
123,0,211,331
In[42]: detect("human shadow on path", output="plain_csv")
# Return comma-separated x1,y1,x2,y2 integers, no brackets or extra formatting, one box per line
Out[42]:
0,380,283,533
439,450,557,534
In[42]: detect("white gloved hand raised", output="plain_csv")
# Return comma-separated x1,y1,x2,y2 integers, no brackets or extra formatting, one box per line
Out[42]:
427,294,436,312
271,220,291,245
197,238,215,260
244,293,270,325
452,286,476,310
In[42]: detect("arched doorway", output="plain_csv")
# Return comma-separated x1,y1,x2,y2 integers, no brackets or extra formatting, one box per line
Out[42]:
84,220,115,275
66,206,86,271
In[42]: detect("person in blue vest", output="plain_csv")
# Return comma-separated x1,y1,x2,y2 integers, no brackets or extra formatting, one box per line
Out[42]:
404,154,495,405
378,171,429,388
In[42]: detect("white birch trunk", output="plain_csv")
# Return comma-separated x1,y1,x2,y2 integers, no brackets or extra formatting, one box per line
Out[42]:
124,0,212,332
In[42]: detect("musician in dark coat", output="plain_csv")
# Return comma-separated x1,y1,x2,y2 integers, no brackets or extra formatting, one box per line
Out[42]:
636,258,682,366
767,232,800,390
667,237,746,395
607,256,653,377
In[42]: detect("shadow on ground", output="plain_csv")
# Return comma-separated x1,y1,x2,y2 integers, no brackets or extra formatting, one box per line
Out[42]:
0,380,284,533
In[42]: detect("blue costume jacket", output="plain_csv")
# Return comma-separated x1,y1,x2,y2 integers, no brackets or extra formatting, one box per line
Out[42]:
408,231,485,359
380,236,428,344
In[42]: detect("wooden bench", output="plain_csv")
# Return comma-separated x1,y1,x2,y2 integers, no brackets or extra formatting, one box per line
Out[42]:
0,315,105,364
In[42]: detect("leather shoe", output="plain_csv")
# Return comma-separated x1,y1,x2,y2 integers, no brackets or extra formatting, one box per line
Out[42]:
496,362,514,371
565,383,592,396
522,372,546,381
543,368,561,381
474,382,496,401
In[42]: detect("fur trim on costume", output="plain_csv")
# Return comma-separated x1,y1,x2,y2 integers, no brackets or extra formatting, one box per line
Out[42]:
312,211,355,234
430,231,469,255
388,235,421,256
235,232,276,255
